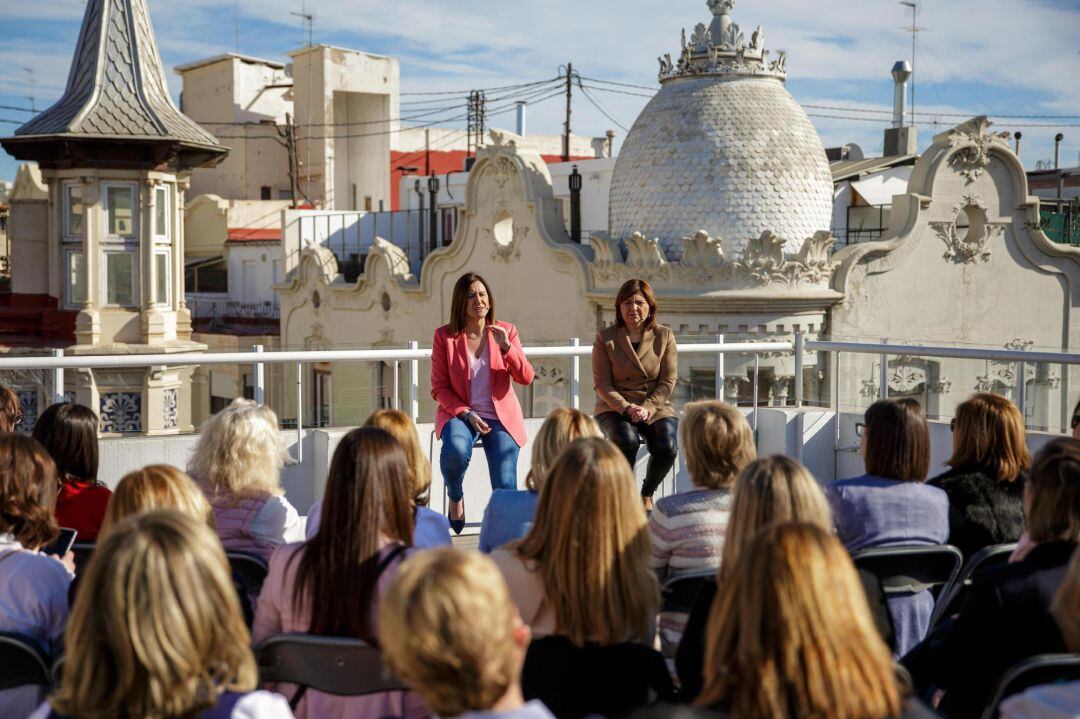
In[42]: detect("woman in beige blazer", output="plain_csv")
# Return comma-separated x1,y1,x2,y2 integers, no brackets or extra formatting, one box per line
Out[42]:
592,278,678,510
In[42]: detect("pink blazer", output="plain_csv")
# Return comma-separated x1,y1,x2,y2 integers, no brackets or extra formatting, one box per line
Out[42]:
431,321,534,447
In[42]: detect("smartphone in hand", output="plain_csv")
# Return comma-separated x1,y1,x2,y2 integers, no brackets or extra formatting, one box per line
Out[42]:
43,527,78,557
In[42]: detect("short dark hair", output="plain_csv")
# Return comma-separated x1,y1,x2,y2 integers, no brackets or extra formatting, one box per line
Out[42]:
0,433,60,549
614,278,658,330
1072,398,1080,431
1026,437,1080,543
448,272,496,336
0,385,20,433
863,398,929,482
32,402,100,484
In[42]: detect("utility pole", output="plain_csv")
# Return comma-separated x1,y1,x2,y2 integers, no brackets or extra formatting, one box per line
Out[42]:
562,62,573,162
279,113,311,209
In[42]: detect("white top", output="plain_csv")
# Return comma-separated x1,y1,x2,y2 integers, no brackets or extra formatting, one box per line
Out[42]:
29,691,295,719
468,341,498,420
252,495,305,545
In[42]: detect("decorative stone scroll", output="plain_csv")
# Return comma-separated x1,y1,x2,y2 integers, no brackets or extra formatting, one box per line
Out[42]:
589,229,837,289
945,116,1011,184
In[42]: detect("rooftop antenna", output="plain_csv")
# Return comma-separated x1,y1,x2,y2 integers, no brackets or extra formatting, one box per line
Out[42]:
291,1,314,48
234,0,240,53
899,1,926,127
22,67,36,113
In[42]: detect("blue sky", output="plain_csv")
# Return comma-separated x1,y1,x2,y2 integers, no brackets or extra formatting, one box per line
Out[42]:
1,0,1078,182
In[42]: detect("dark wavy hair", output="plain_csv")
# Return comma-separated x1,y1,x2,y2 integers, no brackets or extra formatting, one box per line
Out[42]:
863,398,930,482
0,433,60,549
32,402,100,484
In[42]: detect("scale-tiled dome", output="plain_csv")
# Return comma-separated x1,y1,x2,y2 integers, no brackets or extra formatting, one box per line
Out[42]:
609,0,833,257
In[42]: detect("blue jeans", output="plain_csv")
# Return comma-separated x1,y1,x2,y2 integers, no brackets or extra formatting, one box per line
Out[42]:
440,416,519,502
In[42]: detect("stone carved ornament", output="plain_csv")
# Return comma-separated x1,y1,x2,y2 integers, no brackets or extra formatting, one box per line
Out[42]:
590,230,837,289
946,116,1011,184
659,0,785,81
930,193,1007,265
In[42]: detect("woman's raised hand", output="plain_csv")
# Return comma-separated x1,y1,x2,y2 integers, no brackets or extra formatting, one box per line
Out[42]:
488,323,511,352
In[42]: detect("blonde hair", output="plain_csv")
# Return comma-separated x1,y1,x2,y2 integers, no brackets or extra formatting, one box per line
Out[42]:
719,455,832,582
187,398,285,501
51,510,257,718
525,408,602,492
100,465,214,539
380,549,521,716
948,393,1030,482
514,437,658,645
1051,547,1080,652
680,401,756,490
698,522,901,718
366,408,432,506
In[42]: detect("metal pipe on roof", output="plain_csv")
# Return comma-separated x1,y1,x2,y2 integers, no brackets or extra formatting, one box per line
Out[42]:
891,61,911,129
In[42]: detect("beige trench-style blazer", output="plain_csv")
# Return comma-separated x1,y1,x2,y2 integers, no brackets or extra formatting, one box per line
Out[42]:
591,323,678,423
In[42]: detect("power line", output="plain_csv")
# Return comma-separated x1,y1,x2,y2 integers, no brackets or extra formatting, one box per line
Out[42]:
578,84,629,132
580,84,654,99
399,77,560,96
0,104,36,114
0,118,23,125
579,76,657,92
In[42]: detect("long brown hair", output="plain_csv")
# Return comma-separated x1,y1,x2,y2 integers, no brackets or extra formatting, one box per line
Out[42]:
614,278,657,330
698,523,901,718
366,408,433,507
294,427,414,642
51,510,257,718
514,437,658,645
0,433,60,550
718,455,832,583
863,397,929,482
1026,437,1080,544
32,402,99,484
947,393,1030,482
448,272,496,336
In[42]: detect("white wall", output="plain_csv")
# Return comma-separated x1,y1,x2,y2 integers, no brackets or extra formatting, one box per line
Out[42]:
226,242,280,306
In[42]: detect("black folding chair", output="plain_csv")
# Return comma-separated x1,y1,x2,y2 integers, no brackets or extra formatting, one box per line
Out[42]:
851,544,963,652
226,551,270,597
256,633,407,710
660,569,717,616
0,631,53,692
71,541,95,574
929,542,1018,629
981,653,1080,719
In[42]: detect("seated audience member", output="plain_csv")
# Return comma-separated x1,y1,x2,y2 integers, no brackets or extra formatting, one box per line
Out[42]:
695,523,935,719
188,398,303,559
0,384,21,432
902,437,1080,717
252,427,427,719
32,402,111,542
491,437,674,718
649,400,755,664
480,408,601,553
74,464,253,624
1000,545,1080,718
928,393,1028,559
1072,398,1080,440
381,549,555,719
30,510,293,719
0,434,74,718
677,455,893,700
307,409,451,548
828,398,948,656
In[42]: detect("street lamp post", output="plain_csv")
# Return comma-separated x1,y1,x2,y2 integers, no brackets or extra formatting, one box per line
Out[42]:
428,175,441,253
568,164,582,243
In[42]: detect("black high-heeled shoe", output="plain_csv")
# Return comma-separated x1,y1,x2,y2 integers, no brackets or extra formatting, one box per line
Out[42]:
449,498,466,535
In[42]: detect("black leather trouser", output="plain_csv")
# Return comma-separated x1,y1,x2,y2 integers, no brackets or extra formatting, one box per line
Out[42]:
596,412,679,497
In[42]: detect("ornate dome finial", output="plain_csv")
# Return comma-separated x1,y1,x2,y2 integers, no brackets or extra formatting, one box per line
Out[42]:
658,0,787,83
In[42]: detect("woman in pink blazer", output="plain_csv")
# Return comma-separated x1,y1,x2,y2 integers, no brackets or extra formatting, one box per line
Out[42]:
431,272,534,533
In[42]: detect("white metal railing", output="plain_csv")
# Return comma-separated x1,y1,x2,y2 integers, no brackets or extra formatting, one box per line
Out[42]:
0,337,794,460
5,336,1076,453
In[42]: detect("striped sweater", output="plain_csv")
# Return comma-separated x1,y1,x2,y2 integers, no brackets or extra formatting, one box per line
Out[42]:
648,487,732,580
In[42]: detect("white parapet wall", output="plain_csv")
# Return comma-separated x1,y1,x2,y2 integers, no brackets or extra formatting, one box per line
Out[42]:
99,409,1067,536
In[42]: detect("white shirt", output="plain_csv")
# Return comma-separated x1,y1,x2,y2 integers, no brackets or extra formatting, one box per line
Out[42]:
0,534,73,719
250,495,305,545
29,690,295,719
